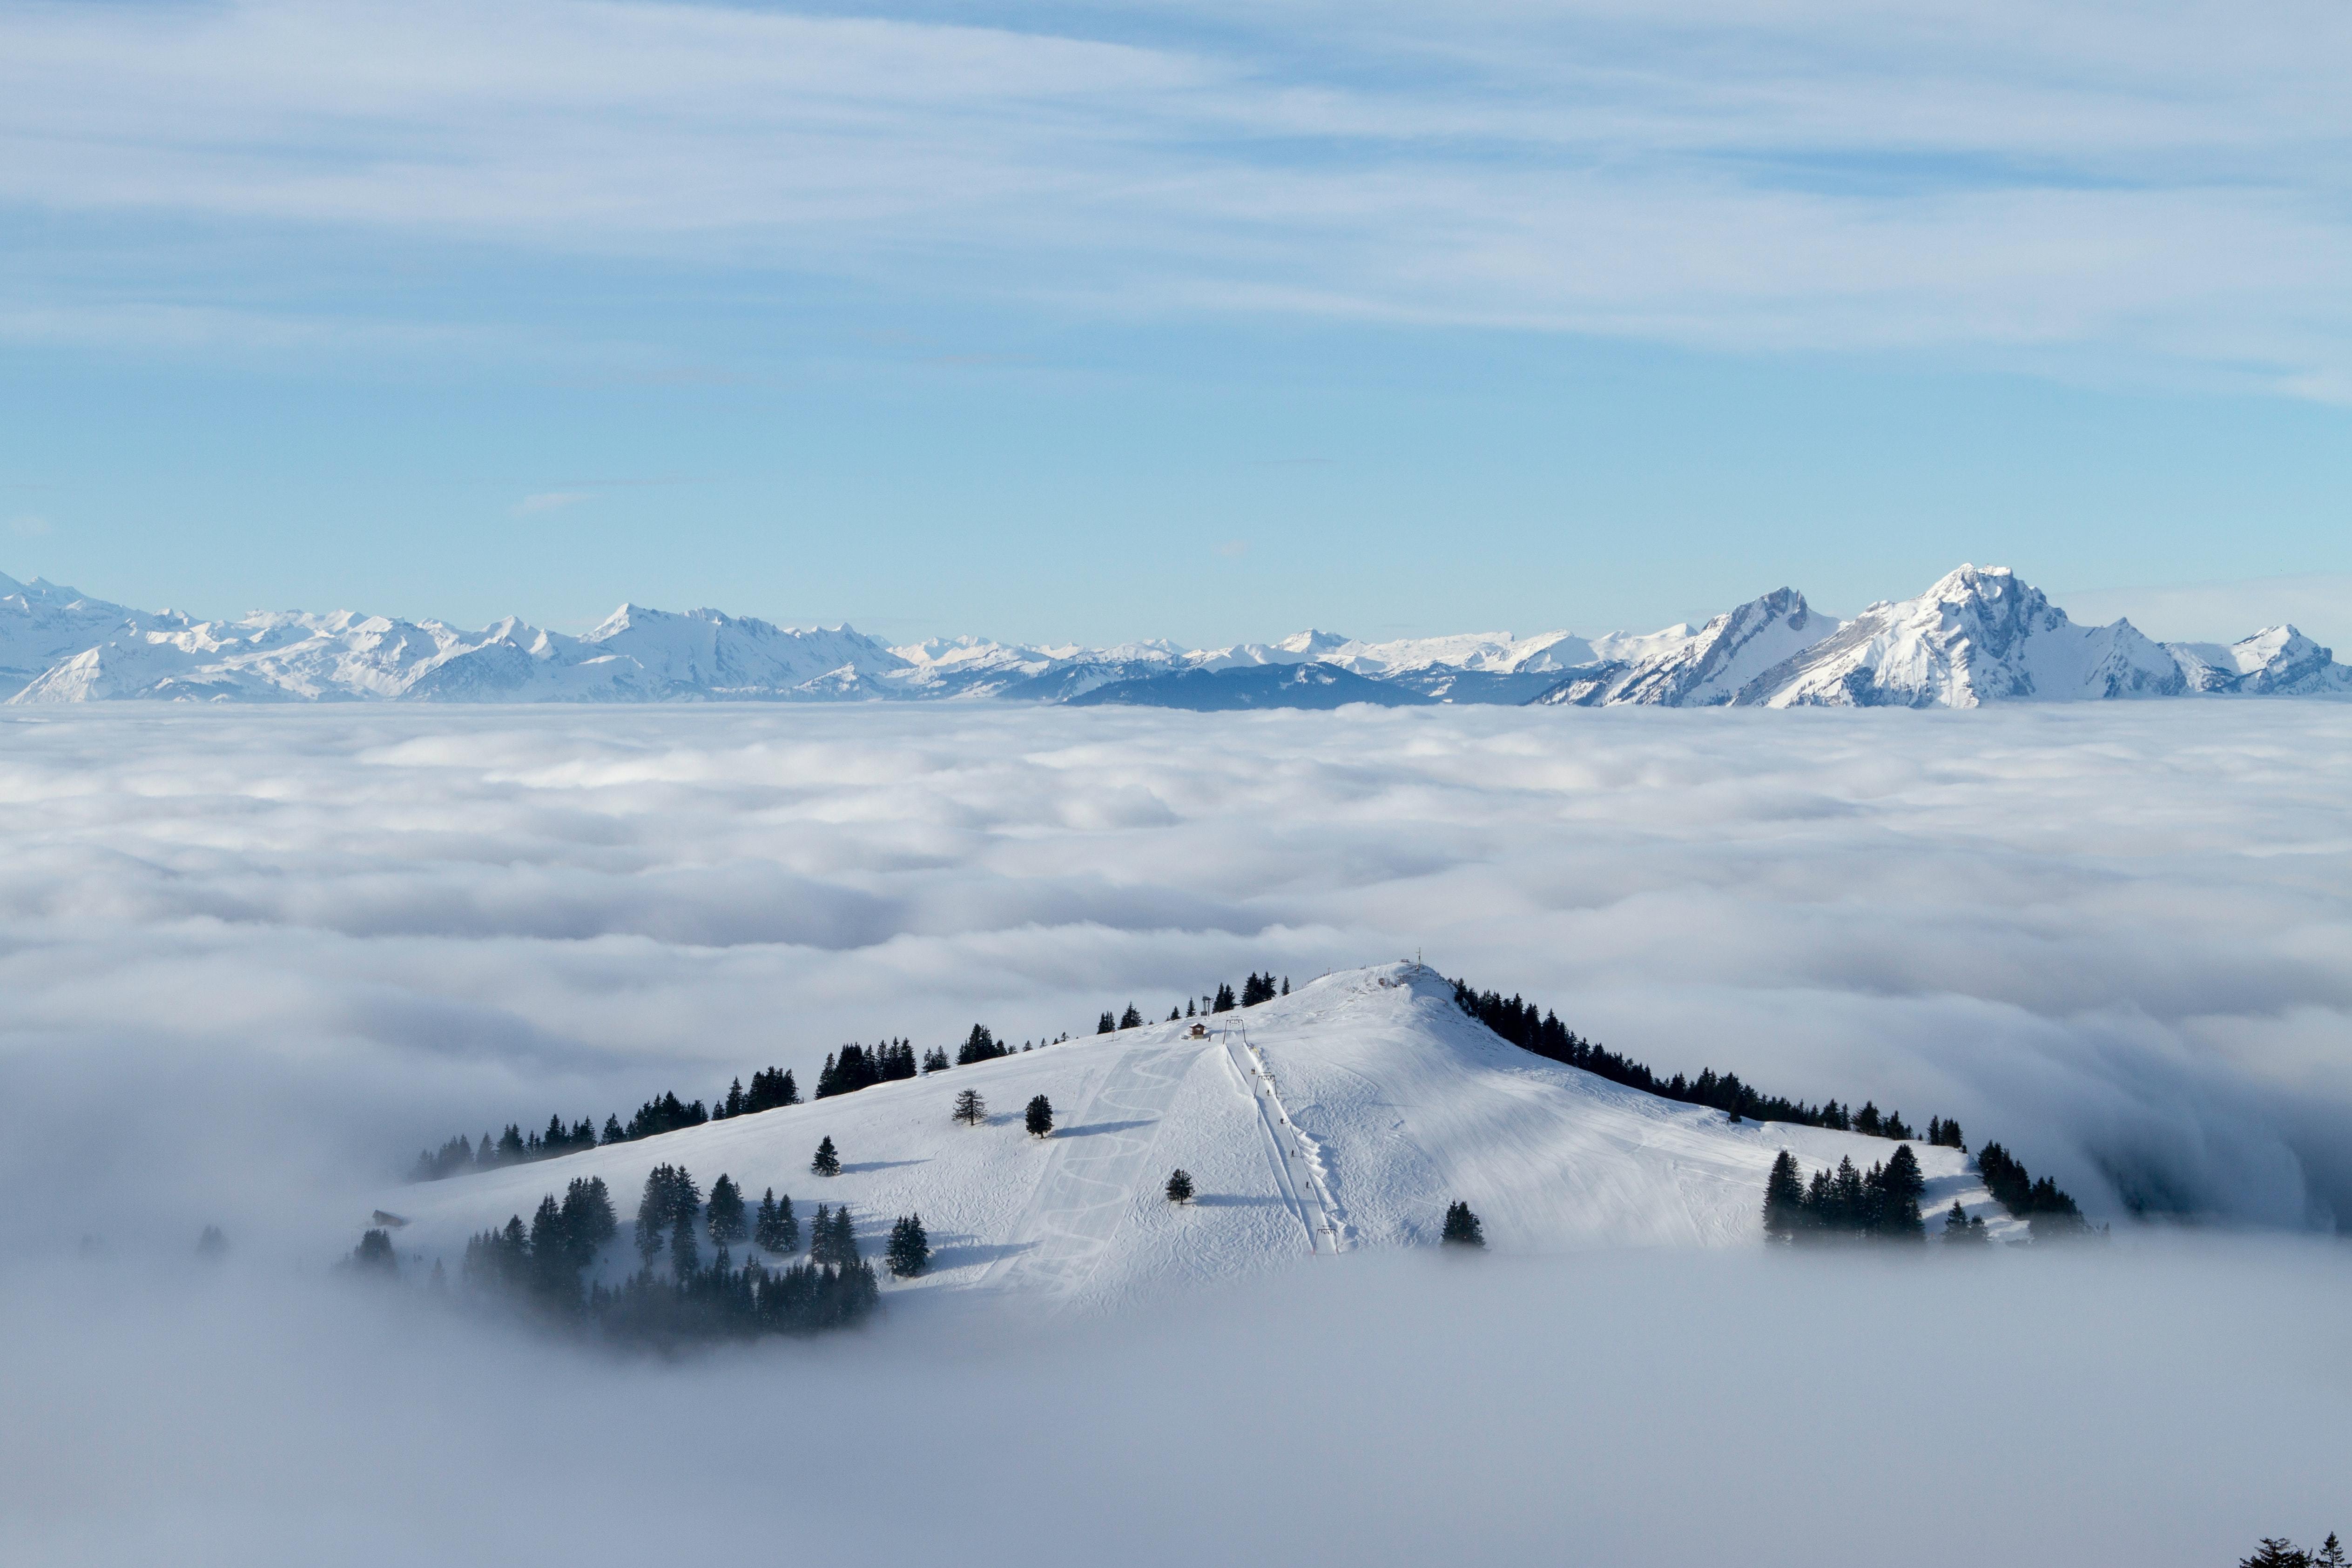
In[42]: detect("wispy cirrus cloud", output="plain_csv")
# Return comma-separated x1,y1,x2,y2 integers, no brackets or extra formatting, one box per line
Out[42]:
2,0,2352,388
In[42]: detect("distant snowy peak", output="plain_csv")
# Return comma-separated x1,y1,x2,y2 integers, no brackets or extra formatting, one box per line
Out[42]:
1535,587,1836,707
3,564,2346,706
1740,565,2187,708
2168,625,2352,696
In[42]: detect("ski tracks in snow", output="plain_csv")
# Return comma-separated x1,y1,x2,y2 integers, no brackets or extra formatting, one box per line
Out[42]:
983,1044,1192,1299
1220,1027,1348,1256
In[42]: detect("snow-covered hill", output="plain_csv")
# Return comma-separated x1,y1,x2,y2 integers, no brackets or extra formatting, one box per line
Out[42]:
4,565,2345,706
375,965,2019,1315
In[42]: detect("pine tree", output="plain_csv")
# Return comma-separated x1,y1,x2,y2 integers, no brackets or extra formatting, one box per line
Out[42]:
1097,1011,1116,1035
1441,1200,1485,1248
669,1206,700,1278
2240,1541,2314,1568
1762,1151,1806,1241
922,1046,950,1073
811,1136,841,1177
1185,999,1195,1018
349,1228,398,1274
529,1194,579,1302
829,1206,859,1265
634,1165,671,1262
1025,1094,1054,1138
753,1189,786,1252
1879,1144,1927,1238
953,1088,986,1126
601,1114,624,1145
2312,1534,2345,1568
1212,983,1236,1013
561,1175,617,1266
809,1203,836,1266
707,1174,748,1246
886,1214,930,1278
724,1077,745,1117
1165,1168,1194,1204
1280,977,1289,996
1119,1003,1142,1029
1168,1007,1181,1022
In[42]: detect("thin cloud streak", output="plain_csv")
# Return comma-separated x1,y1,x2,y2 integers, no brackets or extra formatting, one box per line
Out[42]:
2,0,2352,385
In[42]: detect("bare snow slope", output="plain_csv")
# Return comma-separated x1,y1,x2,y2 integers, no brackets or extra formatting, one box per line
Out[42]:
378,965,2015,1314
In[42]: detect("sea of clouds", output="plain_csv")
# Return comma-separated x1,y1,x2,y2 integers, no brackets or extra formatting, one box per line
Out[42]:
1,701,2346,1565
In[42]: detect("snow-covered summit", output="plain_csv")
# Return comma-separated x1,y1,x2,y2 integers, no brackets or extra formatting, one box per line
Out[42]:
377,964,2017,1315
1736,564,2186,707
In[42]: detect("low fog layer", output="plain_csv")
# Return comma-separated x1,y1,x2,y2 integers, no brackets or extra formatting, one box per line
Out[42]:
0,700,2347,1257
5,1242,2346,1567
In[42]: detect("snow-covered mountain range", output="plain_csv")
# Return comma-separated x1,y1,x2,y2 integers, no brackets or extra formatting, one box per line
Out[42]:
378,965,2023,1314
3,565,2344,707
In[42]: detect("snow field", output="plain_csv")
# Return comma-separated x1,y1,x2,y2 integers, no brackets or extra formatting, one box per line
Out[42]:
382,964,2021,1312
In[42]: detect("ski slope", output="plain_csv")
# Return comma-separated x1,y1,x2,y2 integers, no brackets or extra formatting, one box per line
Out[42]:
376,965,2025,1313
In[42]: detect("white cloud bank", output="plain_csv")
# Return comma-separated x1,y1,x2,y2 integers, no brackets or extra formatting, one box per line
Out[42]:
1,701,2346,1248
2,702,2349,1565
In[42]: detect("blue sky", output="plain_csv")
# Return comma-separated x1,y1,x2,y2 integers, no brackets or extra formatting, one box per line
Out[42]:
4,0,2351,647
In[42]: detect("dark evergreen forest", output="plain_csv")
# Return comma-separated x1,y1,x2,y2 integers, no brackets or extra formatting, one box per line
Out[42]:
454,1164,879,1344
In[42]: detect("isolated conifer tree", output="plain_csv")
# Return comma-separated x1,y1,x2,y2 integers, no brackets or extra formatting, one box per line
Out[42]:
953,1088,986,1127
1441,1201,1485,1248
1212,983,1236,1013
1165,1168,1194,1204
707,1174,748,1246
1281,977,1289,996
1097,1011,1116,1035
1186,999,1196,1018
1119,1003,1142,1029
1762,1151,1806,1241
811,1136,841,1177
2312,1534,2346,1568
1025,1094,1054,1138
1168,1007,1181,1023
886,1214,930,1278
